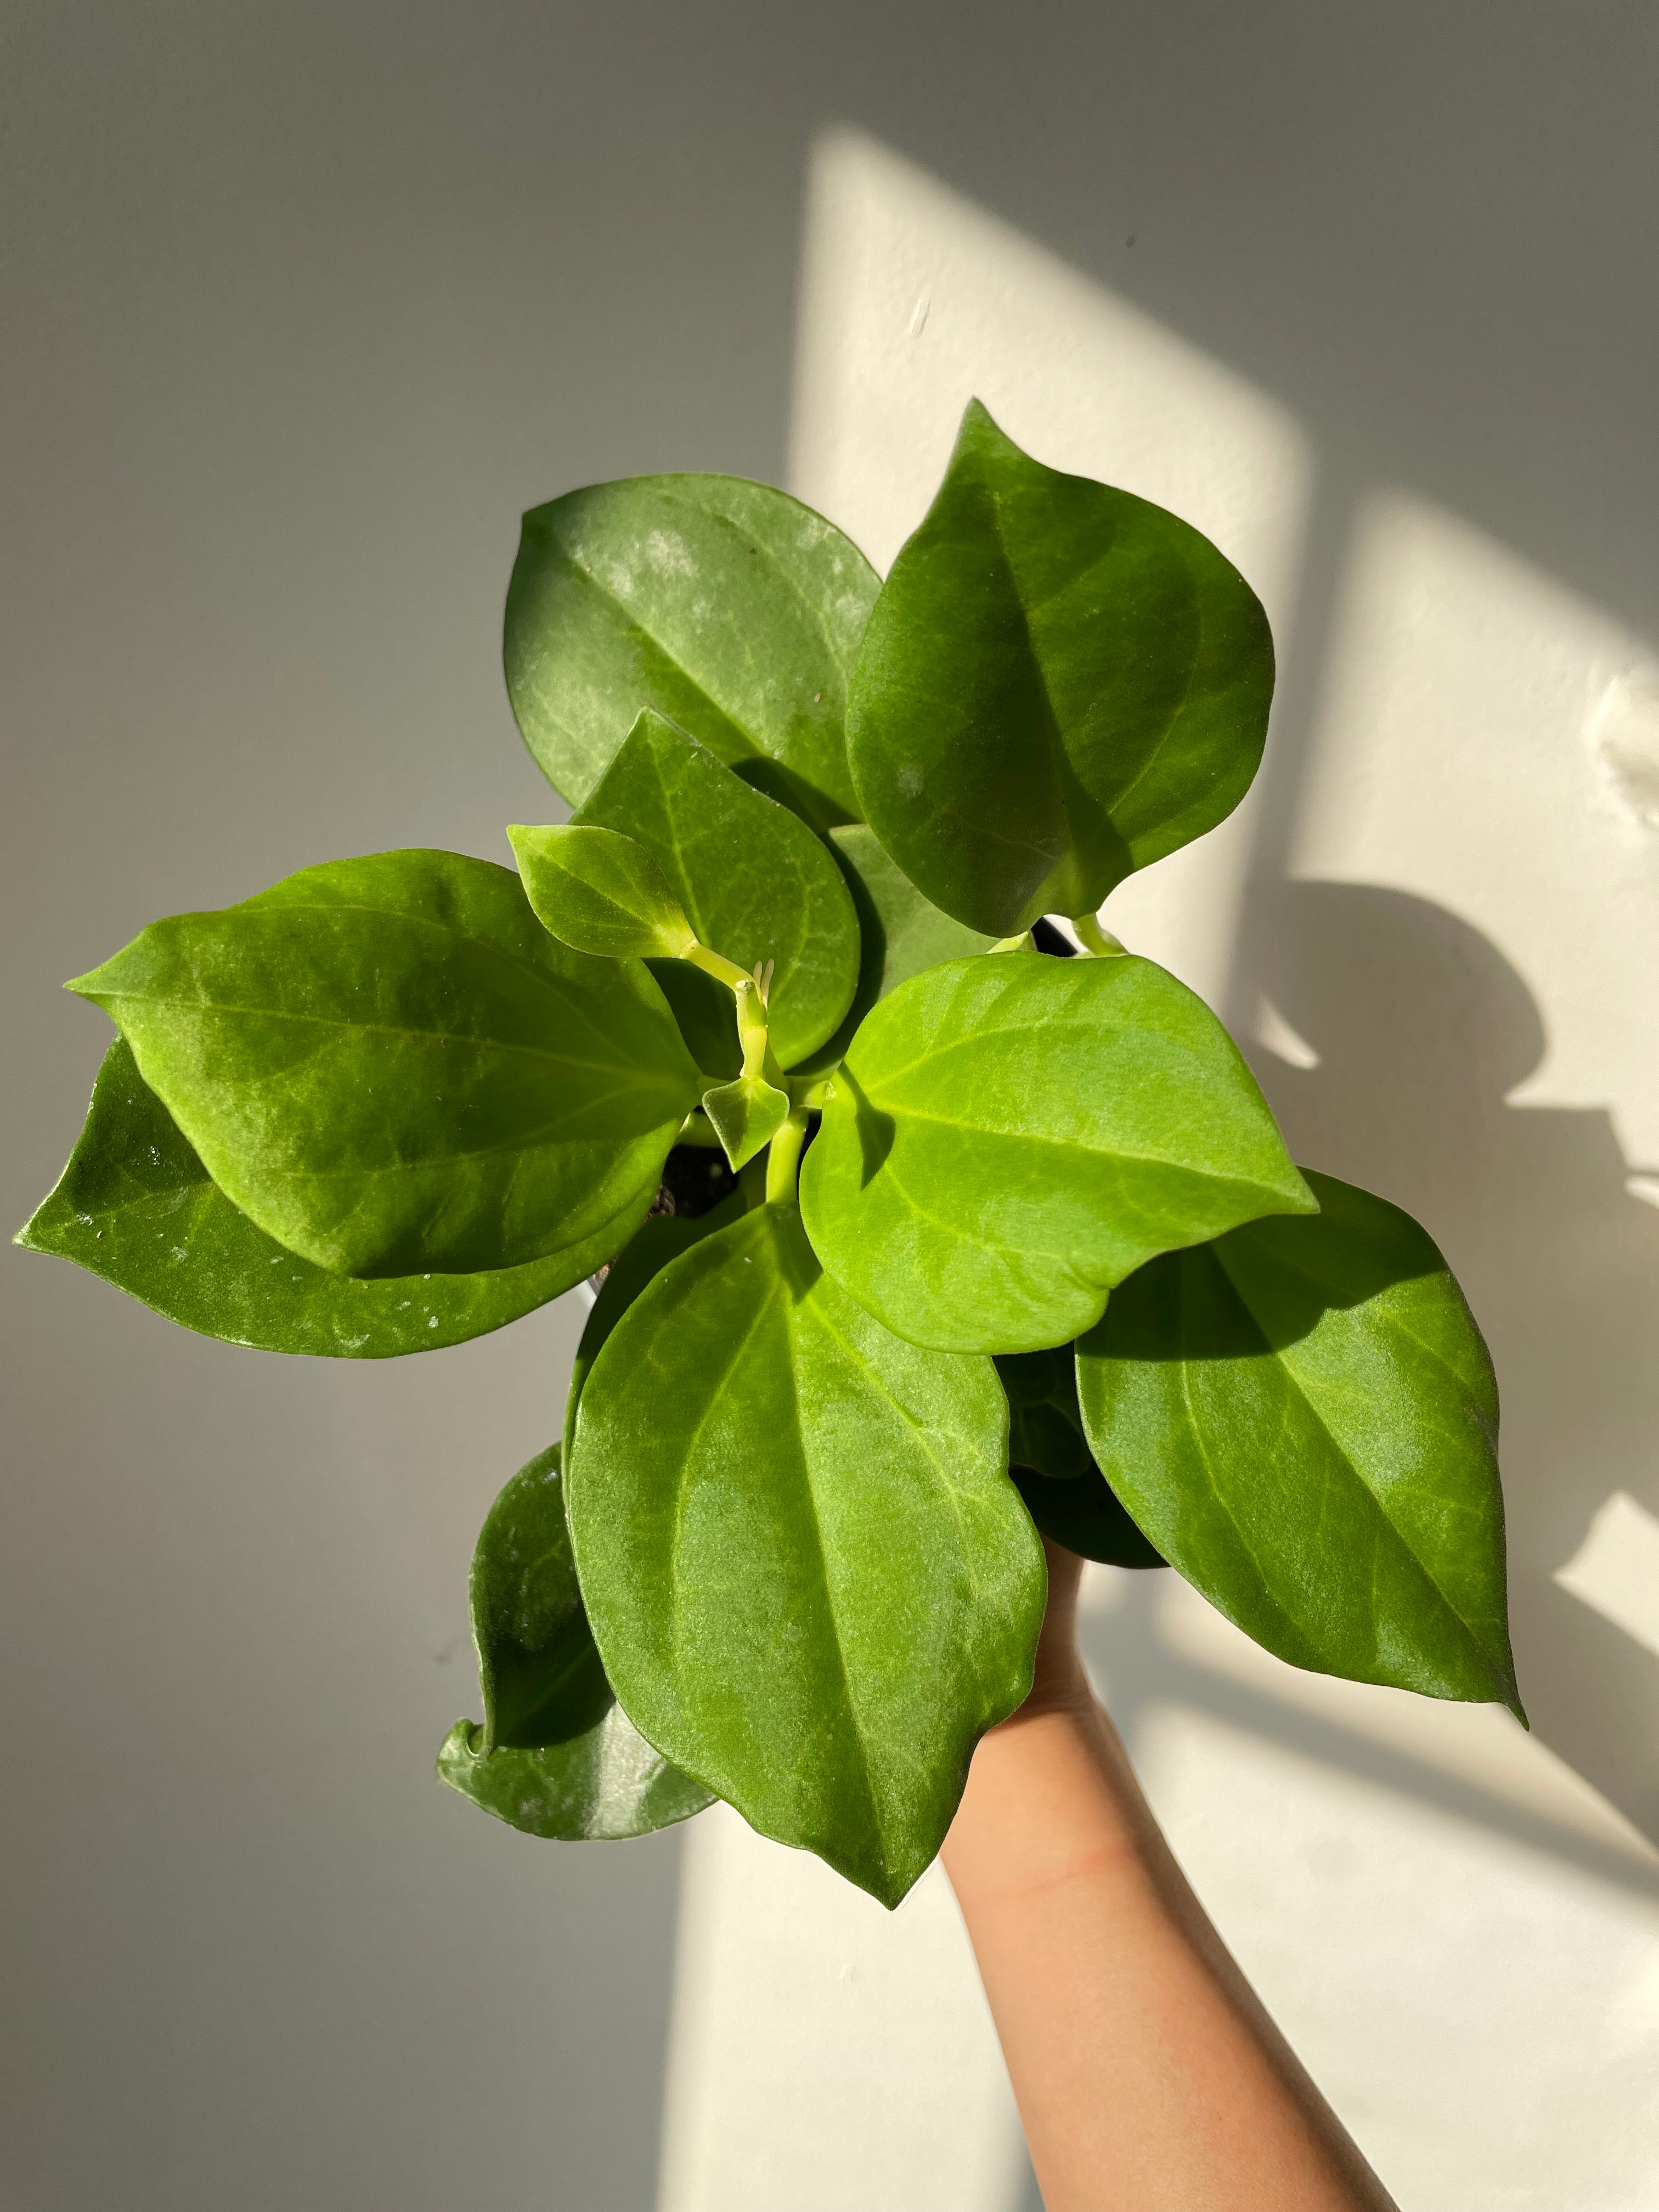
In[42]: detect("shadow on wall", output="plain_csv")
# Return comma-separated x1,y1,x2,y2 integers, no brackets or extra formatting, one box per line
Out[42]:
1244,881,1659,1844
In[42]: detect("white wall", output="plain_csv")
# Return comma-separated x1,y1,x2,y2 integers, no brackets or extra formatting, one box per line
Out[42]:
4,10,1656,2209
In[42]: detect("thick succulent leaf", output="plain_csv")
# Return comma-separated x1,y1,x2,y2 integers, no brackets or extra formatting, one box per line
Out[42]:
700,1074,791,1171
800,953,1314,1355
471,1447,612,1751
846,400,1274,935
437,1714,714,1842
562,1199,746,1469
68,851,700,1278
505,472,878,831
997,1347,1164,1567
1075,1172,1523,1717
15,1039,647,1357
573,711,859,1070
794,824,1001,1076
509,823,695,961
567,1202,1045,1906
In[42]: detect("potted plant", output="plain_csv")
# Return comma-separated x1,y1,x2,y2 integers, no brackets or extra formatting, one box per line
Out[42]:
19,400,1521,1906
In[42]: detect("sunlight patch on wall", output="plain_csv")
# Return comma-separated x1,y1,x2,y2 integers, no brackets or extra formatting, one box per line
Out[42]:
1285,490,1659,1164
1555,1493,1659,1664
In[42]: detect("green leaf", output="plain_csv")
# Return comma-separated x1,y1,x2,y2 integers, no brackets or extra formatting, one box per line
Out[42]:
68,851,701,1278
436,1714,714,1843
16,1039,650,1357
1075,1172,1523,1718
699,1074,791,1171
509,823,695,961
800,952,1314,1355
573,710,859,1069
793,824,1001,1076
471,1446,613,1750
646,960,740,1080
846,399,1275,935
505,473,879,832
567,1201,1045,1907
997,1347,1165,1568
563,1199,746,1471
439,1443,715,1839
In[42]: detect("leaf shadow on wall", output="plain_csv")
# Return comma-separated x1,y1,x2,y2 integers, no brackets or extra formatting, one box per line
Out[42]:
1242,879,1659,1847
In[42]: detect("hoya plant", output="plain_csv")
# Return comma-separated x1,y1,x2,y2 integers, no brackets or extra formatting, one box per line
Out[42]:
20,401,1521,1907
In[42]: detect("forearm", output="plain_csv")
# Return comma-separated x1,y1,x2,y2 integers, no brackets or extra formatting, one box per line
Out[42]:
942,1567,1396,2211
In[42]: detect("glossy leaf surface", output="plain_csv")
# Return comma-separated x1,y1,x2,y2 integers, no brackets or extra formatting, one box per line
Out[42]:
568,1202,1045,1905
998,1347,1164,1567
509,823,694,960
562,1199,745,1469
1075,1172,1522,1716
436,1713,714,1842
16,1039,644,1356
847,400,1274,934
800,953,1314,1354
439,1443,714,1838
70,851,699,1278
700,1074,791,1171
471,1447,611,1750
574,712,859,1070
794,824,1000,1075
505,473,878,831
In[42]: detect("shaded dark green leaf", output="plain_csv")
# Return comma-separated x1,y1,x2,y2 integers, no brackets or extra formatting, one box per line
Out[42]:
439,1444,714,1839
505,473,878,831
567,1201,1045,1907
801,952,1313,1354
69,850,699,1278
847,400,1274,935
471,1446,612,1751
15,1039,646,1357
573,711,859,1070
793,824,1001,1076
1075,1172,1522,1717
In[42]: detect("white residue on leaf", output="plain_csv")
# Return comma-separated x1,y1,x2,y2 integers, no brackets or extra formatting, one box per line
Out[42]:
898,761,924,797
644,528,695,578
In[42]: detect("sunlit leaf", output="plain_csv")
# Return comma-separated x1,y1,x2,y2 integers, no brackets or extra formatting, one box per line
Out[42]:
69,851,699,1277
801,952,1313,1353
16,1039,648,1356
506,474,878,831
847,400,1273,934
567,1201,1044,1906
1075,1173,1523,1717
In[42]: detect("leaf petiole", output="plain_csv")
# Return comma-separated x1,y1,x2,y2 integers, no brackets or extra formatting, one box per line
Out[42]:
1073,913,1127,958
764,1108,809,1206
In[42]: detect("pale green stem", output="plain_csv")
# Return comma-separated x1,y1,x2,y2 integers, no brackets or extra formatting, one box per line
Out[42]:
676,1112,724,1148
765,1108,809,1206
1073,913,1127,957
684,939,754,994
989,932,1032,955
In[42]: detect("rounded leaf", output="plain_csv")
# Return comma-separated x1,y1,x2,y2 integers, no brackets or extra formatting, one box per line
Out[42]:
572,710,859,1069
567,1202,1045,1907
505,473,879,832
67,851,701,1277
800,952,1314,1353
847,399,1274,935
510,823,695,960
1075,1172,1522,1717
15,1039,651,1357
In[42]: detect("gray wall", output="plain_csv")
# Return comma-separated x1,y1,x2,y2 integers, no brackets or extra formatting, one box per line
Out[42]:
4,6,1655,2207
